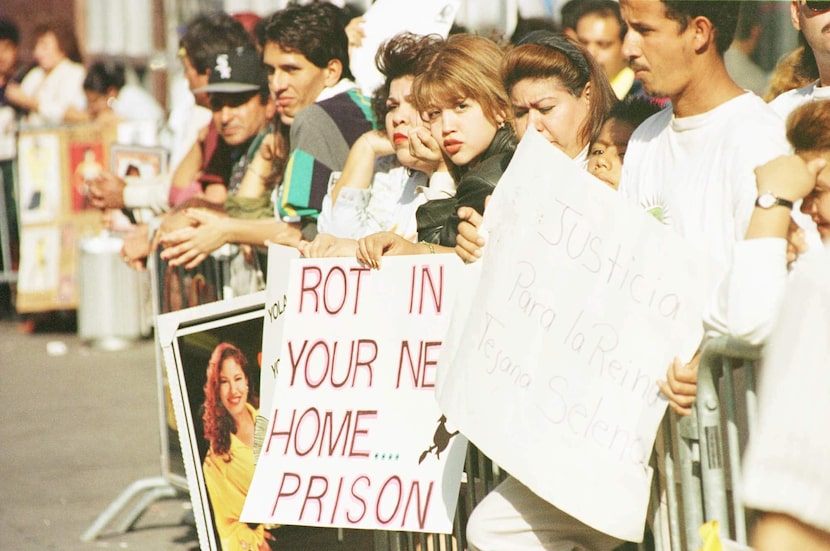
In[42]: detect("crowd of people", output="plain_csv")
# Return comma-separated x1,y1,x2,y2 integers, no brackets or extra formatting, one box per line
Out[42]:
2,1,830,550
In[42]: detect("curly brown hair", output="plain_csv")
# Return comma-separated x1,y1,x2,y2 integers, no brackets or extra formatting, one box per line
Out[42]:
201,342,259,458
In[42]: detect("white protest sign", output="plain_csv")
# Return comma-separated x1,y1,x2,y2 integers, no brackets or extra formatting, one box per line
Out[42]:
349,0,459,96
243,255,468,533
436,129,719,542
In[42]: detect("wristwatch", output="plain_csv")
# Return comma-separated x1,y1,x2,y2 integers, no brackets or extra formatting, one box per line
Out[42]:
755,191,793,210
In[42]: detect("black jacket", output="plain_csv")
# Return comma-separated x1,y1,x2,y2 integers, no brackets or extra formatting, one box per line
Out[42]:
416,126,517,246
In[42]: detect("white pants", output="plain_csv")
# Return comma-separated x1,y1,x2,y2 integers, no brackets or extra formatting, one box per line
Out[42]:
466,476,624,551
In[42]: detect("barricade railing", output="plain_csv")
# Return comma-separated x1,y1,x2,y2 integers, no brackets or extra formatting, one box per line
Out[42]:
657,336,761,550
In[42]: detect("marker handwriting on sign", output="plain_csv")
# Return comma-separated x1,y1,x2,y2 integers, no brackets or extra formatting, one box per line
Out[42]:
287,338,377,389
408,264,443,314
299,265,371,315
271,472,434,530
537,200,681,320
396,340,441,389
265,407,377,458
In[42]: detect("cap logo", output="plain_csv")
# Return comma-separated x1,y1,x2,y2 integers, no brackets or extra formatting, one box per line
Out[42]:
215,54,232,80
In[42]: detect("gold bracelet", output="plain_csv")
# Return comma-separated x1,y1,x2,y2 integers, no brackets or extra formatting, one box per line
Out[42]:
420,240,435,254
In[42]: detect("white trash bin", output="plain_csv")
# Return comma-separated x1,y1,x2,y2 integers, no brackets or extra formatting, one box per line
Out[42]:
77,234,142,350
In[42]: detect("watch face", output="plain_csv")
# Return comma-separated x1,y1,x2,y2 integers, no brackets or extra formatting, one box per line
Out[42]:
757,193,775,208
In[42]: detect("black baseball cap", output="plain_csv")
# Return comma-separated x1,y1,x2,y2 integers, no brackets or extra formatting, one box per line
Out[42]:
194,47,268,94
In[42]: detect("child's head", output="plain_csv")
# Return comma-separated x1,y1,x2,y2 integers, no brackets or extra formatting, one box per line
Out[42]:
588,96,662,189
789,100,830,240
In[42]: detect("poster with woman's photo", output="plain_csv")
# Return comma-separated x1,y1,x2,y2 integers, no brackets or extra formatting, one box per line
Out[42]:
158,291,272,551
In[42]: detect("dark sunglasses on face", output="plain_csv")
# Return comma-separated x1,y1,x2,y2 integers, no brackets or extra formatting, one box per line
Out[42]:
806,1,830,14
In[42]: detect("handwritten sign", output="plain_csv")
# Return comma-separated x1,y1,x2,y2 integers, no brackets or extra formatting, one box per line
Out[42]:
436,129,719,541
349,0,459,96
243,255,468,533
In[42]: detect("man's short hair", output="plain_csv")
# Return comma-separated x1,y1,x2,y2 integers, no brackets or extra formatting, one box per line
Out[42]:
663,1,740,55
179,12,256,75
0,18,19,44
263,2,353,81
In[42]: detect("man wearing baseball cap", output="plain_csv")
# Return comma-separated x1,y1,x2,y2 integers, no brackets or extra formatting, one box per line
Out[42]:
193,46,274,202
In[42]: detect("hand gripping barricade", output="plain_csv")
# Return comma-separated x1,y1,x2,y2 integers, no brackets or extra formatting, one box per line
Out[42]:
652,336,760,551
81,245,230,542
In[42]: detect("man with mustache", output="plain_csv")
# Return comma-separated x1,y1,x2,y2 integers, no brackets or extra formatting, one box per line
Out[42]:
617,0,788,415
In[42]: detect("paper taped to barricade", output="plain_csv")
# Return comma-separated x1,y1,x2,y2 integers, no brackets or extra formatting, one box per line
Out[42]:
243,255,468,533
436,128,719,542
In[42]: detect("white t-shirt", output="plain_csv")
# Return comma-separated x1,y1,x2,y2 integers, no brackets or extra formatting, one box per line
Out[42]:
620,92,788,272
768,80,830,121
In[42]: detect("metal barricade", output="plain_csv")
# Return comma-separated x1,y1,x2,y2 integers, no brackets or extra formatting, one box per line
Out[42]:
656,336,761,550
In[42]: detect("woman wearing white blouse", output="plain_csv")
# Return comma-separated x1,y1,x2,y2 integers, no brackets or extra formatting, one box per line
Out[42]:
5,20,86,126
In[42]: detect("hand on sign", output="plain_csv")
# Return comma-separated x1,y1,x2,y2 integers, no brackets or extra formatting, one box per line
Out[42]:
657,352,700,416
455,197,490,263
299,234,358,258
356,231,421,269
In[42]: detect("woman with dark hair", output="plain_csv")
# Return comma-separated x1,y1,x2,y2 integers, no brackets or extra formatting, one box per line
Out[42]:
455,30,618,262
5,19,86,125
355,33,515,266
201,342,271,551
504,29,618,167
300,31,450,258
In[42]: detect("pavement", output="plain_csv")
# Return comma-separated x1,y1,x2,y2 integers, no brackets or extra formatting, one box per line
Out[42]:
0,317,375,551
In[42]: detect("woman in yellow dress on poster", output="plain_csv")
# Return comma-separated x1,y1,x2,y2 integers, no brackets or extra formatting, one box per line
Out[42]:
201,342,273,551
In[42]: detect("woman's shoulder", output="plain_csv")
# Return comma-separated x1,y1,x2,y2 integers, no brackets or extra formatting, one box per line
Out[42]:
464,129,517,187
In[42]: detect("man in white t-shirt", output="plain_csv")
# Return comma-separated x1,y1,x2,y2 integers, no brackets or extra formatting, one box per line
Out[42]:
618,0,789,415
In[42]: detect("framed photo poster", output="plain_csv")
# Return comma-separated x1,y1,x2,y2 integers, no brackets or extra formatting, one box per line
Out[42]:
157,291,271,551
109,143,168,179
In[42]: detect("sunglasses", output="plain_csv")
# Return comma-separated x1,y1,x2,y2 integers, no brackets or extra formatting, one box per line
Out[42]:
806,1,830,13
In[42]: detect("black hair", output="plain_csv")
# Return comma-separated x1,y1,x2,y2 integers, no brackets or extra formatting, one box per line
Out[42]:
83,62,126,94
263,2,353,81
606,95,663,130
0,18,19,44
663,1,740,55
371,32,443,122
179,12,255,75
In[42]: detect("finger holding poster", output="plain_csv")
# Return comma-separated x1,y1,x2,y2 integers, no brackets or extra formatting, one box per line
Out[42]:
436,128,720,542
243,255,468,534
